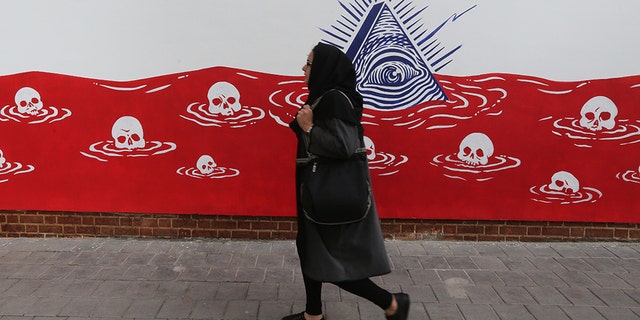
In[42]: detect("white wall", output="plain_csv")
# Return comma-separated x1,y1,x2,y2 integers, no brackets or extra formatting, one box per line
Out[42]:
2,0,639,81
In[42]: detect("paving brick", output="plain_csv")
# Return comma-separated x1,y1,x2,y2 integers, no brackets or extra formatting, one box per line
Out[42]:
493,286,537,304
423,303,464,320
524,270,568,287
491,304,535,320
561,306,607,320
555,270,600,287
589,288,640,307
467,270,505,286
122,298,165,318
390,255,423,270
445,256,478,270
526,305,571,319
556,287,606,306
463,285,503,304
156,298,195,319
526,256,568,272
407,269,440,285
58,296,101,317
595,306,640,320
585,271,634,289
470,256,508,270
190,300,227,319
525,286,572,305
458,304,499,320
495,270,536,286
556,257,597,272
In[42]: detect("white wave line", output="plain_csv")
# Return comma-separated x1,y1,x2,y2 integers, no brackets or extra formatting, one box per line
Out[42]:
429,114,472,120
285,92,300,107
408,120,426,129
278,80,305,85
620,139,640,146
394,155,409,166
237,72,258,79
487,87,507,99
475,76,505,82
630,83,640,89
539,116,553,121
50,108,72,123
463,91,487,108
152,142,177,155
395,118,425,126
443,174,466,181
268,111,290,127
269,90,283,107
427,124,457,130
538,89,573,95
80,152,108,162
146,84,171,93
517,78,547,86
1,106,21,122
450,93,469,109
457,83,482,90
179,115,222,127
416,104,447,113
14,165,35,175
97,84,147,91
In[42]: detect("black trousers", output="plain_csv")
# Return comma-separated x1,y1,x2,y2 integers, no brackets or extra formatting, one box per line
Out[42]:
303,274,393,316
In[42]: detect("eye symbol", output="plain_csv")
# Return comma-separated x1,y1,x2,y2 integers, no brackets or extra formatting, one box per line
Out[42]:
366,60,421,86
360,51,423,89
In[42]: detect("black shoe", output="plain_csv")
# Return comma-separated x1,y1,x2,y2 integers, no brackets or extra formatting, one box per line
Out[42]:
281,311,325,320
386,293,410,320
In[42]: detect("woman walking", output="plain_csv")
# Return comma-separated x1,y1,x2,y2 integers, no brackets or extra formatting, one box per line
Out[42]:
283,42,410,320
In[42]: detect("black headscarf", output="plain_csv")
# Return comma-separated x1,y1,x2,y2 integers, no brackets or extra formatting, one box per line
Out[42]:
306,43,364,125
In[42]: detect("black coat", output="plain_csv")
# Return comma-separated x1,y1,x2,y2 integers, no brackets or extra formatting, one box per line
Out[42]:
290,90,390,282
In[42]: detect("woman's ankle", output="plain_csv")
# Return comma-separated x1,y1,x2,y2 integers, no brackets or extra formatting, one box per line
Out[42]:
385,294,398,316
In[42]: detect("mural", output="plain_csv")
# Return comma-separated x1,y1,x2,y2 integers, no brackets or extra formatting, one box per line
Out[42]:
0,0,639,223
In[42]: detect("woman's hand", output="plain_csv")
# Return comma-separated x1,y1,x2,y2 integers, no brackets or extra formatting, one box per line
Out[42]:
296,104,314,133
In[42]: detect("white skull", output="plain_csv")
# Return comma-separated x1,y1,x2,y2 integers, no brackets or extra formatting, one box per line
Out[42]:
111,116,145,150
0,149,5,166
363,136,375,160
579,96,617,132
549,171,580,194
15,87,44,115
207,81,242,116
457,132,494,166
196,155,217,174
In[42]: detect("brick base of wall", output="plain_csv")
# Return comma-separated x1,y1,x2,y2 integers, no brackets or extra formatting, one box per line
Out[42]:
0,211,639,241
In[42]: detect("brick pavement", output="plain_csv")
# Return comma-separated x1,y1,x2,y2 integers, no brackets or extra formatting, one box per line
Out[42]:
0,238,639,319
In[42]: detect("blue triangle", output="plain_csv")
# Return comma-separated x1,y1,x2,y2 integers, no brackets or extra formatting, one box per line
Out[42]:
345,2,447,110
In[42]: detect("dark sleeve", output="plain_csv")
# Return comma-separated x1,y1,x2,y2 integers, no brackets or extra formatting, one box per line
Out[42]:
308,118,360,159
